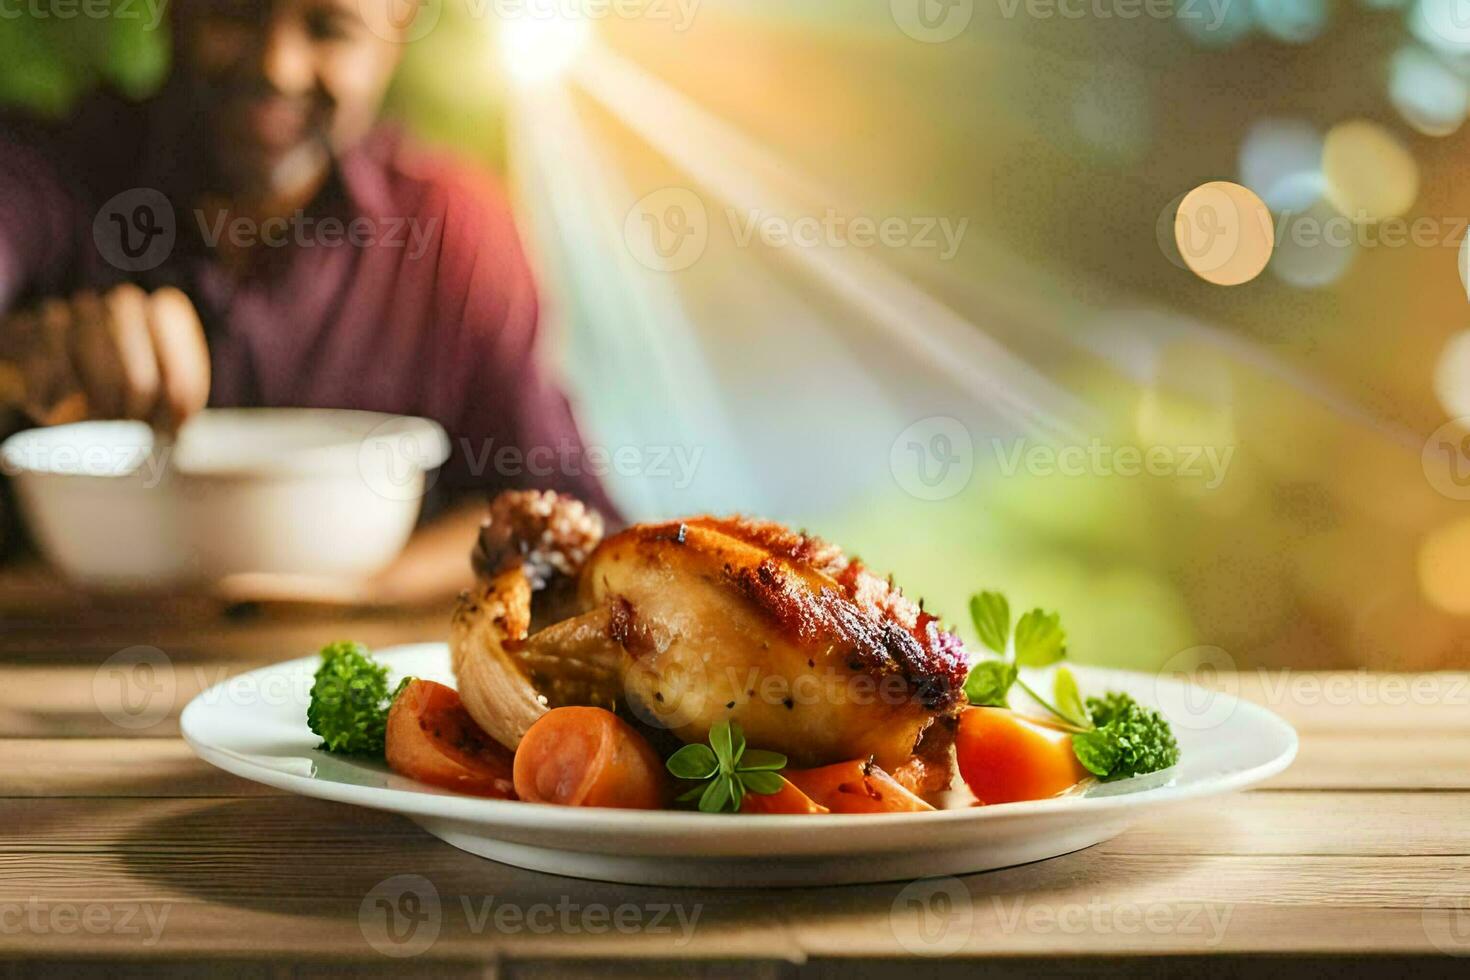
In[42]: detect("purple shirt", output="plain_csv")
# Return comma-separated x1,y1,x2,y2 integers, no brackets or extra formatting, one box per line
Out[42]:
0,88,617,518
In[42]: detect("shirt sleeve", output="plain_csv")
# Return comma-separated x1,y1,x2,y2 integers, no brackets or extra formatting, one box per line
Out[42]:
424,171,622,524
0,116,77,316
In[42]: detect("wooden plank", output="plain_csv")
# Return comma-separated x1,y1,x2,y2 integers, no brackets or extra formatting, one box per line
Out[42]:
0,662,260,738
1201,671,1470,734
0,740,281,798
1262,734,1470,791
5,792,1468,859
0,845,1464,958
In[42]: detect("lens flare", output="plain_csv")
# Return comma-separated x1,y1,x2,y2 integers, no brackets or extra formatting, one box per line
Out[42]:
497,9,593,88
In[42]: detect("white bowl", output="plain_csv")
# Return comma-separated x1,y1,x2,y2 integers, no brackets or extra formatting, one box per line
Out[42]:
1,408,450,592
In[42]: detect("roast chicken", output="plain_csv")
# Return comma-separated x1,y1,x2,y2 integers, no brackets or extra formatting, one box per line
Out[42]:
451,491,972,795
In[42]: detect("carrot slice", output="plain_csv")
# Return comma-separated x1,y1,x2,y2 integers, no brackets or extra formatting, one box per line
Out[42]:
739,777,830,814
785,759,935,813
955,706,1089,805
385,680,516,798
512,706,668,809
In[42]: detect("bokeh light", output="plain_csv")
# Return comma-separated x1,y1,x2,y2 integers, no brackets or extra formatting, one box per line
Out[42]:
1175,2,1256,47
1410,0,1470,57
1251,0,1332,44
1433,329,1470,418
1388,45,1468,136
1239,118,1325,212
1321,119,1419,222
1174,182,1276,286
1270,198,1356,287
1418,517,1470,614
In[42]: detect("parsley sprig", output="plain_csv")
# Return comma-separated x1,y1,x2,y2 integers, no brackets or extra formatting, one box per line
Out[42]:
666,720,787,813
963,591,1180,782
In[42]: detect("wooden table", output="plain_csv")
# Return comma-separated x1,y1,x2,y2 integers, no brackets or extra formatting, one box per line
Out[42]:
3,575,1469,977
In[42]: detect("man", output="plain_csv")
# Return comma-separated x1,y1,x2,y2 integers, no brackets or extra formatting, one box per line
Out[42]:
0,0,616,602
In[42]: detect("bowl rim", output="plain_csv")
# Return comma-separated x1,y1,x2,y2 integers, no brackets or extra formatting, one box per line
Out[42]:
0,408,451,480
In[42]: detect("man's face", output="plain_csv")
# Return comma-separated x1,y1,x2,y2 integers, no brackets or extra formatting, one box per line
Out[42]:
175,0,405,198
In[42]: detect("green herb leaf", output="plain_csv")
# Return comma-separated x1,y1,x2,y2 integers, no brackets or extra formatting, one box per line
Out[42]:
728,776,746,812
963,660,1018,707
969,591,1011,655
728,721,746,770
1053,666,1090,729
709,719,735,770
1071,727,1123,777
305,641,407,757
1071,692,1180,782
740,770,786,794
1014,609,1066,668
737,749,788,772
699,775,733,813
667,743,719,780
668,720,789,813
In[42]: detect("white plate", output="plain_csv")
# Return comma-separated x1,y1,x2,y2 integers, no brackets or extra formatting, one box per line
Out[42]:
181,643,1297,887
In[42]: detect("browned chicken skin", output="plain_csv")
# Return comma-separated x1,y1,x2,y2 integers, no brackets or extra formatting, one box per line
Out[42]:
452,491,971,795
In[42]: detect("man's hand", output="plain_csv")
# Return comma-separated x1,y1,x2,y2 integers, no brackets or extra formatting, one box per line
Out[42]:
0,284,211,432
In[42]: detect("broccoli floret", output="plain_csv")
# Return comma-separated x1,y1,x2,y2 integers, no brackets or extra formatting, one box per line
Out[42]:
305,641,406,756
1071,691,1180,782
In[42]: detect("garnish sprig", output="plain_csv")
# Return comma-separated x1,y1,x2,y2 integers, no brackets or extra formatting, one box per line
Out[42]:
963,591,1180,782
666,720,787,813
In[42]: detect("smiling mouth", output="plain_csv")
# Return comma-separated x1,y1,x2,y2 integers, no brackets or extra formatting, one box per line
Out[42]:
230,97,318,151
